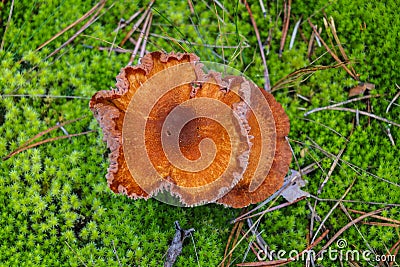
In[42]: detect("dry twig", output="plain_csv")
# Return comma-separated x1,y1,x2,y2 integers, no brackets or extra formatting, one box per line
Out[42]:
165,221,195,267
378,239,400,267
113,8,144,32
315,207,388,259
304,94,383,116
348,209,400,225
120,1,154,46
3,130,95,161
187,0,195,14
386,84,400,113
222,211,246,267
246,218,269,260
139,13,152,60
279,0,291,57
340,203,376,256
128,12,152,65
318,107,400,128
0,94,90,99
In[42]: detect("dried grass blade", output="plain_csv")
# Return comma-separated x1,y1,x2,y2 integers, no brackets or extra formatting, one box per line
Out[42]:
322,16,337,55
237,196,306,223
304,94,383,116
139,13,152,60
361,222,399,228
318,146,346,194
378,239,400,267
272,62,347,91
120,0,154,46
232,163,318,224
323,107,400,128
279,0,291,57
307,30,315,59
128,11,152,65
150,33,249,49
3,116,88,160
348,208,400,225
65,241,88,267
328,16,357,77
340,203,376,255
308,19,358,80
0,0,14,51
45,0,106,59
222,216,245,267
3,130,95,160
386,84,400,113
259,0,266,17
315,207,388,259
310,174,357,244
114,8,144,32
36,0,103,51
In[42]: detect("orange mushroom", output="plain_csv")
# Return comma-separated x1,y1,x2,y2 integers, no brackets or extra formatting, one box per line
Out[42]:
90,51,291,208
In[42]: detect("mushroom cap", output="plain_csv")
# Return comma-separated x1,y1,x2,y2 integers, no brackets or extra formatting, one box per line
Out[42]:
90,51,291,207
216,89,291,208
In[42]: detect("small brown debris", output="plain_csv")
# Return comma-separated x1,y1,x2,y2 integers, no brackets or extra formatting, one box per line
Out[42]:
164,221,195,267
348,82,375,97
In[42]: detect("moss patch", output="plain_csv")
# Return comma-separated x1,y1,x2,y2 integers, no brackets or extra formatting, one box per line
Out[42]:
0,0,399,266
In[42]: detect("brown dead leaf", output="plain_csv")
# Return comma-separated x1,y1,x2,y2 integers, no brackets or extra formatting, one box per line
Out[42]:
349,82,375,97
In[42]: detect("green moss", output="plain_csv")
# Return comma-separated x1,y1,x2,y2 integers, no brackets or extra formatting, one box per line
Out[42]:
0,0,399,266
